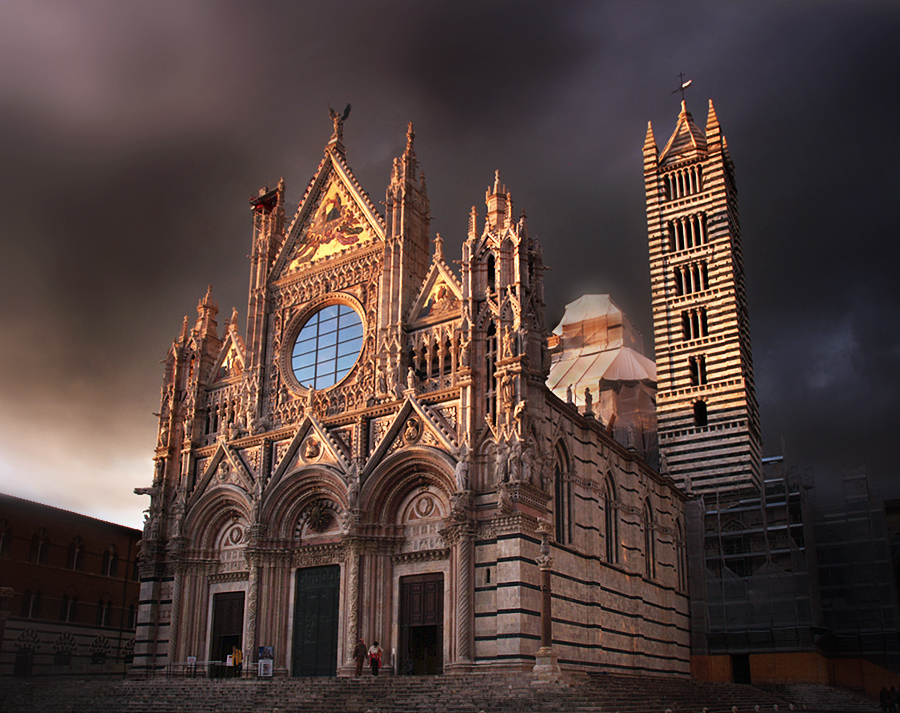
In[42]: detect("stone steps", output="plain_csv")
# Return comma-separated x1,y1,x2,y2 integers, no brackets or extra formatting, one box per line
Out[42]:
0,672,854,713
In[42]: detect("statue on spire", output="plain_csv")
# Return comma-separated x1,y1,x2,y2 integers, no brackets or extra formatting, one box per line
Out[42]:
328,103,351,143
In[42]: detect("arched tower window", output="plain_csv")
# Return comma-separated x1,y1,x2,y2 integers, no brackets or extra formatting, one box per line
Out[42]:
604,476,618,564
487,253,496,293
693,400,708,427
644,500,656,580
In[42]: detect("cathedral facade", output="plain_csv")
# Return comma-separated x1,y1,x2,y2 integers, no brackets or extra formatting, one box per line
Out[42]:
133,116,689,678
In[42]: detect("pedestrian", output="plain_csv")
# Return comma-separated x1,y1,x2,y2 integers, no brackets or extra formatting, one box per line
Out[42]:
232,646,242,677
353,638,367,677
403,654,414,676
367,641,383,676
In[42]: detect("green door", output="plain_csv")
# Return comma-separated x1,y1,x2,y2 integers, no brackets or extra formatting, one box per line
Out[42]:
292,565,340,676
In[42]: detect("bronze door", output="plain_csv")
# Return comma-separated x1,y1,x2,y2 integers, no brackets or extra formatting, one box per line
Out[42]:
292,565,340,676
399,573,443,675
210,591,245,663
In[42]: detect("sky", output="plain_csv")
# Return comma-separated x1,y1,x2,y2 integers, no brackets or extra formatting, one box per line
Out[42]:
0,1,898,529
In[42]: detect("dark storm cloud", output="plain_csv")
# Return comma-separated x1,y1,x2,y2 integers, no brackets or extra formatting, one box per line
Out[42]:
0,1,898,525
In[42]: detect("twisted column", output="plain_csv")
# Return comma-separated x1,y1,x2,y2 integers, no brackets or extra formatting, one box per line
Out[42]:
244,560,259,675
456,526,474,663
346,543,361,668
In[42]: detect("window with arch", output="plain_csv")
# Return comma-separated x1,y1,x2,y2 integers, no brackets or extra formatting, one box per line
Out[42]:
689,355,707,386
487,252,496,292
29,528,50,565
693,400,708,427
59,594,78,623
554,445,571,545
21,588,42,619
681,307,709,340
0,519,10,558
96,598,112,627
666,213,708,252
603,475,619,564
67,536,84,571
101,545,118,577
644,500,656,580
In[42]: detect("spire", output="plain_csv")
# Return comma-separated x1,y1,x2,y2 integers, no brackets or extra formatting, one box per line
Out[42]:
658,100,707,166
706,99,722,146
485,171,510,232
643,121,657,153
194,285,219,340
468,206,478,240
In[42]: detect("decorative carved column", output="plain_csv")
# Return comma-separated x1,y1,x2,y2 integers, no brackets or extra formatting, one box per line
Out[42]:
455,523,475,665
167,557,184,664
533,518,560,683
243,527,264,677
345,540,361,672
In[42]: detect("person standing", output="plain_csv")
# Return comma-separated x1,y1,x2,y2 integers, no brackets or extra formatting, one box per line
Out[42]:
367,641,383,676
353,638,367,677
232,646,242,677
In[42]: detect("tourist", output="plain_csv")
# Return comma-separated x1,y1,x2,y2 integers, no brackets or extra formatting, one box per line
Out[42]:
367,641,383,676
353,638,367,676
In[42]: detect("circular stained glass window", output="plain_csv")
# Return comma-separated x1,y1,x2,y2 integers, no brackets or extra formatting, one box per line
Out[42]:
291,304,364,390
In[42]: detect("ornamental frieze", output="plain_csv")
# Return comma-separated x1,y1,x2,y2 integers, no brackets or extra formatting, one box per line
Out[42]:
294,543,345,568
392,548,449,565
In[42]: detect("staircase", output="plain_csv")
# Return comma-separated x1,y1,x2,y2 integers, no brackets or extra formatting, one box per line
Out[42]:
0,672,828,713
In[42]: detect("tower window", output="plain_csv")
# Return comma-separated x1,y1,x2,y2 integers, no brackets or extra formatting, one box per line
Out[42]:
487,253,496,292
682,308,708,340
689,355,707,385
693,401,708,427
663,165,703,201
672,261,709,296
666,213,707,252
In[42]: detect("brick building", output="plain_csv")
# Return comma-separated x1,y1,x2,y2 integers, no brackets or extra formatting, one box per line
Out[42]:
0,493,141,676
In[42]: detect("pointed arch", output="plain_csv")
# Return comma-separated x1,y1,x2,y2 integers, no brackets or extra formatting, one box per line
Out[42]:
644,499,656,580
603,474,619,564
553,441,571,545
262,466,348,541
361,447,454,525
675,518,687,591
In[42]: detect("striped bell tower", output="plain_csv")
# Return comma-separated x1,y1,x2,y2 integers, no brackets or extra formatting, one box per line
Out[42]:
644,99,761,494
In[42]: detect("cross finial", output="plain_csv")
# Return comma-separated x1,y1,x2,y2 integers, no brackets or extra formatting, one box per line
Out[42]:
672,73,693,103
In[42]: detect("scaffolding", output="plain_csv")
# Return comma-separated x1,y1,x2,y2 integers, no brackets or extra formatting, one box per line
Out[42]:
688,460,900,672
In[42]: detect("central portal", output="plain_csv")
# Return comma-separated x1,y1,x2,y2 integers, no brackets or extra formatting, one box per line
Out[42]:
292,564,340,676
399,573,443,675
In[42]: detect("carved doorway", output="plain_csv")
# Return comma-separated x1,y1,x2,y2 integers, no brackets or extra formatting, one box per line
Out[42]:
292,565,340,676
210,591,245,664
399,573,443,675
